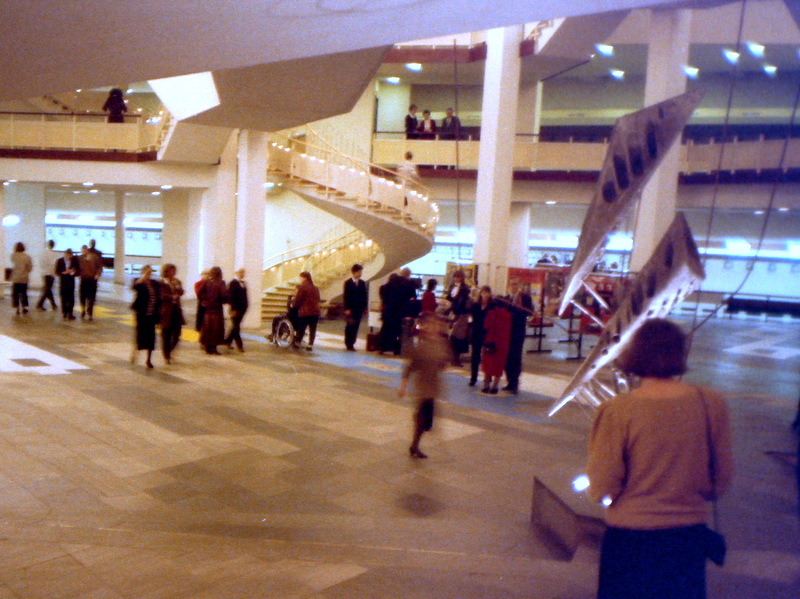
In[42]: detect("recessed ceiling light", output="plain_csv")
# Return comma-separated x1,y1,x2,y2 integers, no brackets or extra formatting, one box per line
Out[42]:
385,77,401,85
160,184,172,190
722,49,740,64
545,200,557,205
595,44,614,56
778,207,790,212
405,63,422,72
746,41,765,57
610,69,625,80
89,189,98,194
754,210,765,215
682,65,699,79
764,64,777,76
82,181,93,187
151,191,161,196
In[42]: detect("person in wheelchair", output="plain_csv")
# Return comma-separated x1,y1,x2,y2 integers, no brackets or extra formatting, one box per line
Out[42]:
270,294,297,348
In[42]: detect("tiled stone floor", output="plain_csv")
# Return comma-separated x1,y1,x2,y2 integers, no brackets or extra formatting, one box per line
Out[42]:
0,288,797,598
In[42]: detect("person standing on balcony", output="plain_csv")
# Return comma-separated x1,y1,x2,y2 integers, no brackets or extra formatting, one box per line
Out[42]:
418,109,436,139
343,263,368,351
293,271,321,351
440,107,461,140
224,268,249,352
36,239,59,312
404,104,419,139
102,88,127,124
10,242,33,315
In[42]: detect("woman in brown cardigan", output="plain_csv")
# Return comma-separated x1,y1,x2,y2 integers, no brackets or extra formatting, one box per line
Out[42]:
292,271,321,351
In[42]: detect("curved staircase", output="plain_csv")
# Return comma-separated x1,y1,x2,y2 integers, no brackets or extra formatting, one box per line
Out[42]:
261,133,438,321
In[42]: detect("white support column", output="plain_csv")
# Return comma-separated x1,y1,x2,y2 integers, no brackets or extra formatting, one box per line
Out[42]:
473,25,523,292
200,130,238,275
234,130,268,330
114,190,126,285
0,185,5,283
508,202,531,268
630,9,692,271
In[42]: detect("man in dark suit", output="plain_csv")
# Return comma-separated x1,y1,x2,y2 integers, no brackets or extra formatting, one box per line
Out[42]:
440,107,461,140
225,268,249,352
405,104,419,139
343,263,368,351
504,282,534,394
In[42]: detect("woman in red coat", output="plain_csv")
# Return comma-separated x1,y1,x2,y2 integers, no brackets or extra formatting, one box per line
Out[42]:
481,301,511,394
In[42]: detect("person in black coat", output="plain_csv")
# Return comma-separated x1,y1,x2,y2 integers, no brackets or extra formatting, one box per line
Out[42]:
103,88,128,123
379,269,418,355
504,282,534,394
343,263,368,351
55,248,80,320
131,265,162,368
405,104,419,139
224,268,249,352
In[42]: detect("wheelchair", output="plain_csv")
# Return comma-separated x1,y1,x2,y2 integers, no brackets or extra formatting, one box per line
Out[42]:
270,312,296,349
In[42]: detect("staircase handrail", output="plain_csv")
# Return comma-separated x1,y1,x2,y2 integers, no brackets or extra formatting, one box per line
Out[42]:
268,131,439,236
262,222,356,271
302,229,375,275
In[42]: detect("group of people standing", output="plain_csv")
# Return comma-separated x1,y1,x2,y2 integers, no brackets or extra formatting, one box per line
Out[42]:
10,239,103,320
131,265,248,368
404,104,462,140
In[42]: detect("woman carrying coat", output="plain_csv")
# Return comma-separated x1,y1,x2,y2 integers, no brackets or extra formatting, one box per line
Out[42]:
131,265,161,368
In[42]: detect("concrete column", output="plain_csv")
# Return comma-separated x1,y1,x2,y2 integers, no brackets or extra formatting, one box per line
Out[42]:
508,202,531,268
0,185,5,282
234,130,268,330
113,190,126,285
473,25,523,292
161,189,190,284
516,81,543,140
200,130,238,275
630,8,692,271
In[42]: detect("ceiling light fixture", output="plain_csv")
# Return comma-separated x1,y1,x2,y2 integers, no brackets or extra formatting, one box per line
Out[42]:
682,65,699,79
722,49,740,64
764,64,777,76
405,63,422,72
746,41,765,57
160,184,172,190
595,44,614,56
82,181,93,187
610,69,625,80
385,76,401,85
545,200,557,205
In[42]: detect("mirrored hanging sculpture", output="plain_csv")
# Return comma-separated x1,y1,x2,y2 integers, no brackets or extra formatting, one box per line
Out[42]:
548,212,705,416
558,88,705,317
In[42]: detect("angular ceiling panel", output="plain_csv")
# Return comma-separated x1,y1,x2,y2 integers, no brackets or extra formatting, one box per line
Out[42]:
183,47,390,132
0,0,723,101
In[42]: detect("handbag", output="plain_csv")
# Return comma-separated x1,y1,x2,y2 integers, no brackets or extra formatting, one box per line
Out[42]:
696,386,727,567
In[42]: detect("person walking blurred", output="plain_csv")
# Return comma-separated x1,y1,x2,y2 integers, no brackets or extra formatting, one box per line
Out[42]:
78,244,103,321
36,240,59,311
55,248,80,320
293,271,321,351
198,266,228,355
131,265,161,368
398,314,452,458
159,263,184,364
224,268,249,352
9,242,33,315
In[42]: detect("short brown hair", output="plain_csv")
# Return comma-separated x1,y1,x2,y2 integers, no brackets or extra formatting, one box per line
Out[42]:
616,318,687,378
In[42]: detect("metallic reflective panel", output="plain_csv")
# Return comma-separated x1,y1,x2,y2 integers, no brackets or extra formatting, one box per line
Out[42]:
557,89,705,317
549,212,705,416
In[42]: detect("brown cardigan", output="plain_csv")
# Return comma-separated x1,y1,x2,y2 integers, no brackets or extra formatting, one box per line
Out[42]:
294,279,320,318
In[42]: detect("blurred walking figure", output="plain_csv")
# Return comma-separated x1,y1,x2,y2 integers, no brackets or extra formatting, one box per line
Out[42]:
131,265,161,369
398,314,452,459
225,268,249,352
78,244,103,320
10,242,33,315
198,266,228,355
159,263,184,364
293,271,320,351
36,240,59,311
